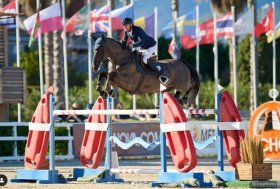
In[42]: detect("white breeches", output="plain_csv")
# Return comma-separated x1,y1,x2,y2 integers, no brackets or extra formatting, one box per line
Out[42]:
142,45,157,64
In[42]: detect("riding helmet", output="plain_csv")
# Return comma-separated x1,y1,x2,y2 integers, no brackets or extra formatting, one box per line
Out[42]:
122,17,133,26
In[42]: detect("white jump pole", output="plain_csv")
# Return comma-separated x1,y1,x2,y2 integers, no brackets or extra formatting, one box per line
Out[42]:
53,108,216,116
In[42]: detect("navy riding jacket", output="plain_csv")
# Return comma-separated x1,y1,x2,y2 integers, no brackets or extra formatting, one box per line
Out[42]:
122,26,156,49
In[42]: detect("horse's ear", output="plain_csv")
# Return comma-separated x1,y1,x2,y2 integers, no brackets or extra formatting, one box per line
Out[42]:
90,33,97,40
101,34,106,40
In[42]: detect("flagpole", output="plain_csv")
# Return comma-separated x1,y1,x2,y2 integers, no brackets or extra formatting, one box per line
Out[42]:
195,5,199,108
251,5,257,110
88,0,92,105
36,0,44,97
62,0,69,109
131,0,137,110
231,6,237,105
272,1,276,101
214,13,218,109
15,0,21,122
154,6,159,108
107,0,112,38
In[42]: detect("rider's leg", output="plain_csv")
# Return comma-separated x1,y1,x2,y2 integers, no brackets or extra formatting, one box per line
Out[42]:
143,46,169,85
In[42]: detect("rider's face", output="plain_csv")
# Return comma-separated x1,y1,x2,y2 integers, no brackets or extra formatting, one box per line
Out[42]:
123,24,132,32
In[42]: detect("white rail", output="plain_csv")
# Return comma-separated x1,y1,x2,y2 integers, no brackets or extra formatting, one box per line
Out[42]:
53,109,159,116
0,122,74,161
53,108,216,116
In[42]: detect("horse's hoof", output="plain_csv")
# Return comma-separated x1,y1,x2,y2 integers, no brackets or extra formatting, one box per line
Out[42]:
177,98,184,105
109,90,117,99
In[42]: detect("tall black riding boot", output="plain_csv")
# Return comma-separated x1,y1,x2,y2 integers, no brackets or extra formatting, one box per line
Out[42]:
147,58,169,85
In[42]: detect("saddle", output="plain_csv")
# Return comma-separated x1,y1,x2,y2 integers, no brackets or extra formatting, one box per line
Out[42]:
133,51,158,74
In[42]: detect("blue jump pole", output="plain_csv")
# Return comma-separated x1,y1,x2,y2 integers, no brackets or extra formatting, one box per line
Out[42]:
216,92,224,171
49,95,55,183
94,96,123,183
105,97,112,174
159,93,167,172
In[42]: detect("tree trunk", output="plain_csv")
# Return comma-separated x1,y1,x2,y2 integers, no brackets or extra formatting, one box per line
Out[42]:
52,0,64,109
44,32,53,88
248,0,258,113
171,0,180,57
123,0,130,6
52,31,64,109
111,0,115,10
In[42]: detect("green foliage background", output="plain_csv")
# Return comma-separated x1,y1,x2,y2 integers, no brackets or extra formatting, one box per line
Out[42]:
1,35,280,157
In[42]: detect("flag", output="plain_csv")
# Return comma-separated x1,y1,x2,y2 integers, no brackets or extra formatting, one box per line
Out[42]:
24,3,63,35
216,13,233,37
28,9,40,47
176,11,196,37
0,0,16,14
168,38,180,59
91,5,110,33
234,9,254,35
134,12,154,37
65,5,90,34
181,18,214,49
267,22,280,43
199,18,214,44
162,11,196,39
0,1,16,26
0,17,14,25
181,35,196,49
162,21,173,38
254,7,273,37
111,4,134,30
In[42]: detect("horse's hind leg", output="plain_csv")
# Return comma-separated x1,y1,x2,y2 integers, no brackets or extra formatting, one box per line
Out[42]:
185,83,200,108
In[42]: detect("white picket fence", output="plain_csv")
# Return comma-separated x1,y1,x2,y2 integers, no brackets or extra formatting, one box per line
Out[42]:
0,122,75,161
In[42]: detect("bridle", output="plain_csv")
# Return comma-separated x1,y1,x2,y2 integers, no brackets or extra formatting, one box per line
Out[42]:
94,43,106,72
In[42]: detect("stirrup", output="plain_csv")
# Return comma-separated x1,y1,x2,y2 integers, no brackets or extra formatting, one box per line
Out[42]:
159,75,169,86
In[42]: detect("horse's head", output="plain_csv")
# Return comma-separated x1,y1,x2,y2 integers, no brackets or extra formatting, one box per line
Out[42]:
92,35,109,72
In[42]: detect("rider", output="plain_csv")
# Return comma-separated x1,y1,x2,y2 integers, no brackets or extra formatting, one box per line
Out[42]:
120,17,169,85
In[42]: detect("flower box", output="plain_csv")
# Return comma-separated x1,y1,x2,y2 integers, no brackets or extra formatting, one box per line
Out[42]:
236,163,272,181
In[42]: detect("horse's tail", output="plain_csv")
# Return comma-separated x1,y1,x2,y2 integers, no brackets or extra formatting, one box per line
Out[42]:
179,59,200,106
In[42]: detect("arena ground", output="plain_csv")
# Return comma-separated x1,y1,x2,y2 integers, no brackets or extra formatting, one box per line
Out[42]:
1,157,280,188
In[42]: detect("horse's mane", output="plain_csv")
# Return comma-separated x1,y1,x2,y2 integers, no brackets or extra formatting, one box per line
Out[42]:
106,37,130,52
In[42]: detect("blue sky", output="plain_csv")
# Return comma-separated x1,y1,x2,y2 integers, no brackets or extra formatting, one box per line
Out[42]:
115,0,280,36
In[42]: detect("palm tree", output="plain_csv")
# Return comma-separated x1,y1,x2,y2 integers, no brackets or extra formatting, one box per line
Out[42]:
44,32,53,88
123,0,130,6
52,0,64,109
211,0,256,112
211,0,247,16
19,0,49,16
171,0,179,38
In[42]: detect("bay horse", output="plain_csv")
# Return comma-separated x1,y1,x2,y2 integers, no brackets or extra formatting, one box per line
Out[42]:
92,35,200,106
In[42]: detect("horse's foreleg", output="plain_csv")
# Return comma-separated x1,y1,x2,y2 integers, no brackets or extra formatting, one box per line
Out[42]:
96,72,107,91
97,72,108,99
104,72,114,97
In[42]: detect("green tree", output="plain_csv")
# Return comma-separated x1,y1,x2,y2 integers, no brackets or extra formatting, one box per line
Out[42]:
21,50,40,86
237,36,251,84
257,36,280,84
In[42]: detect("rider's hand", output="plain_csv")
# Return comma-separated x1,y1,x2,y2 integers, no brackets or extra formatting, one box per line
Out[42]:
132,47,140,52
127,43,133,49
120,41,126,49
